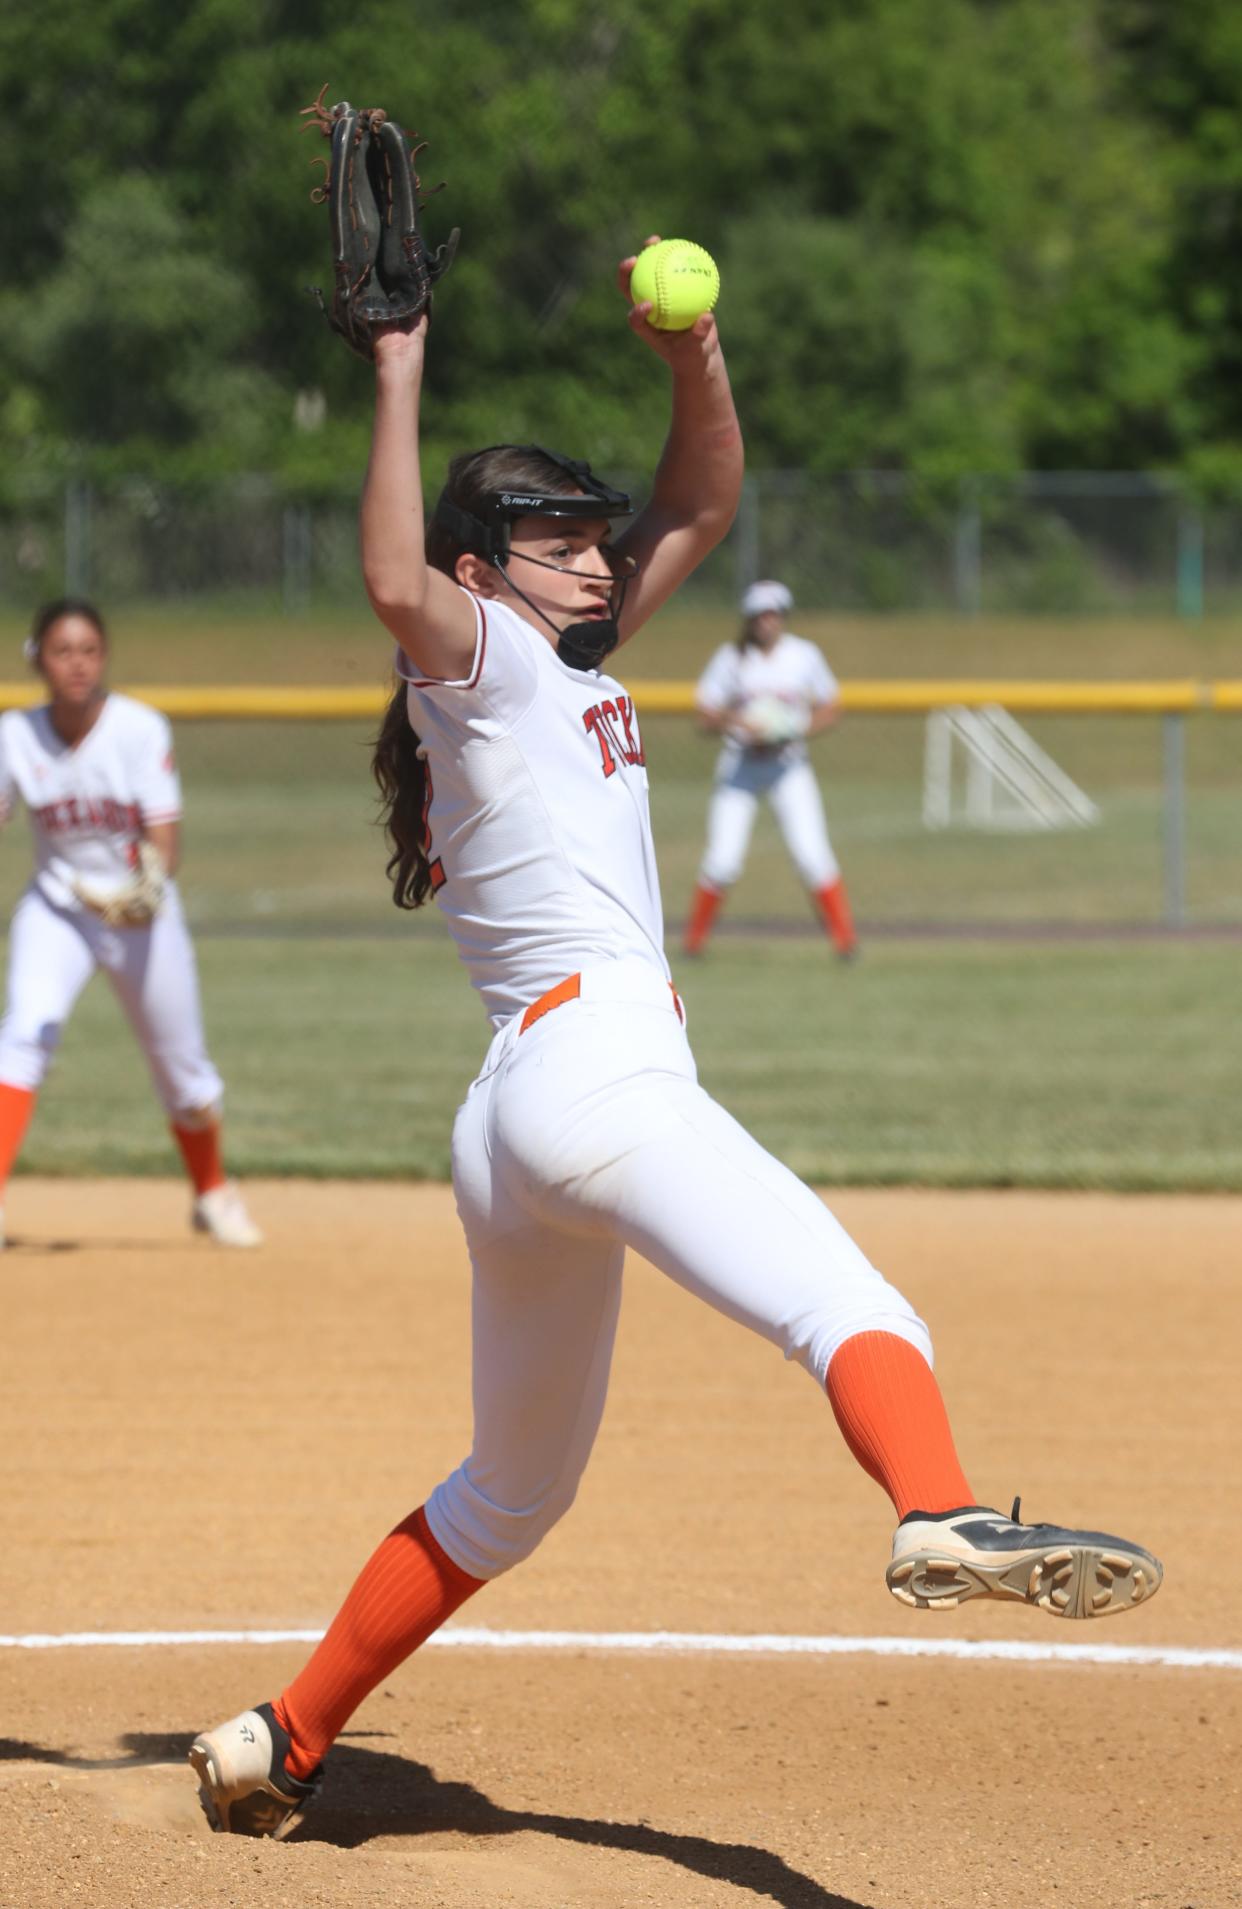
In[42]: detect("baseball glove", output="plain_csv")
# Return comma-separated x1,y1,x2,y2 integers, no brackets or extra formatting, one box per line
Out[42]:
300,86,459,360
736,696,811,746
73,840,167,928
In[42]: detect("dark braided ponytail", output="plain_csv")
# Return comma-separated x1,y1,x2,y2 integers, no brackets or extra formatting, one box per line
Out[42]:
372,443,588,909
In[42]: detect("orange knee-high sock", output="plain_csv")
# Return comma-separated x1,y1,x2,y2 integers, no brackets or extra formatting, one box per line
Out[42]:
170,1120,226,1197
684,882,723,954
826,1331,975,1520
0,1084,36,1195
814,878,856,954
274,1506,483,1779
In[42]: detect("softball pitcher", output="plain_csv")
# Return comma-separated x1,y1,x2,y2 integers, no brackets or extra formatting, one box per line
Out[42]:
0,599,260,1248
191,248,1160,1838
684,579,856,958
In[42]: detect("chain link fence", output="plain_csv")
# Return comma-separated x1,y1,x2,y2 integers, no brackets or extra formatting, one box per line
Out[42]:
0,471,1237,616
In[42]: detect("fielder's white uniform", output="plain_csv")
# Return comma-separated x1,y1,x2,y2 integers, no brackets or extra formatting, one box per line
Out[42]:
399,595,929,1581
696,635,842,890
0,694,223,1116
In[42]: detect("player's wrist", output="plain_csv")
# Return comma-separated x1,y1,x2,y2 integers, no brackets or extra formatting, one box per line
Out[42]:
373,334,427,387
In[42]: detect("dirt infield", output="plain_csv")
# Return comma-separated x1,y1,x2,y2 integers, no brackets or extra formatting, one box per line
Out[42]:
1,1181,1238,1907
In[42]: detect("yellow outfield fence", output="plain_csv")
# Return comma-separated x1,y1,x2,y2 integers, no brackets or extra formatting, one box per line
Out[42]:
1,677,1232,933
0,680,1240,718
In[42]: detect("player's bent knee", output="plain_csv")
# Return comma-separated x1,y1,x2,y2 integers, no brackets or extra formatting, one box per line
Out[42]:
170,1100,222,1132
0,1020,62,1091
796,1301,934,1389
424,1469,582,1579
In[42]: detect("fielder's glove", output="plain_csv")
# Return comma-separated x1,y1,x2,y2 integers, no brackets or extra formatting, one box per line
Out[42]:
73,840,167,928
300,86,459,360
735,696,811,747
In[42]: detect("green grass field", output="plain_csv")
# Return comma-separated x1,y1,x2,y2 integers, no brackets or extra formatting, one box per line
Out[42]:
0,707,1226,934
11,932,1238,1189
1,605,1237,931
0,605,1237,1190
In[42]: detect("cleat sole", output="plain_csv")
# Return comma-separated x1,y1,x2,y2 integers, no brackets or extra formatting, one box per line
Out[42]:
886,1541,1163,1620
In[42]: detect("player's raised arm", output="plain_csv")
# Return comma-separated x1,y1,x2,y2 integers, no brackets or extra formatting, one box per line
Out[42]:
360,324,478,679
299,94,472,679
612,241,745,641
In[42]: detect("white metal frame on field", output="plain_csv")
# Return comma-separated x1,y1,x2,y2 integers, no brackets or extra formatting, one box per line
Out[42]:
922,703,1100,832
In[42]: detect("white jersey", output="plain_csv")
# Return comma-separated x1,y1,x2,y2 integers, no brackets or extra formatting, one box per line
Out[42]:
696,633,838,772
400,593,667,1029
0,693,181,912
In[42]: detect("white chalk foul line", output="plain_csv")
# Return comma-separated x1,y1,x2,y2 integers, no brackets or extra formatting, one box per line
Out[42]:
0,1626,1238,1670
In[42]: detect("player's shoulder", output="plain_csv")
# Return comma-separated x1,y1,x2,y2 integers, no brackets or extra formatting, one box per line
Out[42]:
699,642,740,676
106,692,173,738
784,632,836,676
0,703,44,748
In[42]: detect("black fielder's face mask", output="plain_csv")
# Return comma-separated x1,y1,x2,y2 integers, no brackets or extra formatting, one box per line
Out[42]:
431,447,638,672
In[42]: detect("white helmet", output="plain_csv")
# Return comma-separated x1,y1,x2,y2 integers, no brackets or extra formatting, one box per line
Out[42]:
740,579,793,619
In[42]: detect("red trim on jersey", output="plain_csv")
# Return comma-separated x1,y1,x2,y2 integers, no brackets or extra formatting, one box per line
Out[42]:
139,808,182,825
408,600,489,692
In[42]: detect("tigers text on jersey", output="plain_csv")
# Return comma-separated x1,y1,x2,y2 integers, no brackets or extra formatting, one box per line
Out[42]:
0,694,181,912
696,633,838,770
399,592,668,1028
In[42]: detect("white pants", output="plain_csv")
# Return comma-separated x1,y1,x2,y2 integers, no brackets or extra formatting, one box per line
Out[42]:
0,884,224,1118
701,754,840,890
426,958,930,1580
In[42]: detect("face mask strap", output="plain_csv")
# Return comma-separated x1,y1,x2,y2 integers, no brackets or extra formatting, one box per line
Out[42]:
492,557,631,672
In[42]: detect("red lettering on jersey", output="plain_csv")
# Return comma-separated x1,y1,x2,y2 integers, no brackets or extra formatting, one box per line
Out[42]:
583,705,618,777
615,695,645,766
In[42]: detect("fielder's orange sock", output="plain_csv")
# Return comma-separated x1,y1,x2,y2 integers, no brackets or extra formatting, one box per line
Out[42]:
684,881,723,954
826,1330,975,1520
170,1120,227,1197
273,1505,483,1779
0,1083,36,1194
814,878,856,955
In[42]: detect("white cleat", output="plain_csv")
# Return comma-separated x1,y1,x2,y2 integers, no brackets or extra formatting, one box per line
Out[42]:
189,1703,320,1838
192,1181,264,1248
887,1497,1163,1620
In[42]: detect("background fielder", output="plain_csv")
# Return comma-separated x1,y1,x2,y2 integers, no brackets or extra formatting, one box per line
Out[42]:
0,598,261,1248
684,579,857,958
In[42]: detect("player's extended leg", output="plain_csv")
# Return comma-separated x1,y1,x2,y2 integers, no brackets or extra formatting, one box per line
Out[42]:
684,777,759,954
492,978,1161,1621
0,890,98,1240
767,760,857,957
99,887,261,1246
192,1132,626,1832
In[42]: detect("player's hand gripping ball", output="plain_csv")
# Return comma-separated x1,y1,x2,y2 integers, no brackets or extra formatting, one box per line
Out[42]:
629,239,720,331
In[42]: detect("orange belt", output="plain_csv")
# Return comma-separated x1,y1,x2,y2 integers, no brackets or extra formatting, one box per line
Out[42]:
518,972,684,1035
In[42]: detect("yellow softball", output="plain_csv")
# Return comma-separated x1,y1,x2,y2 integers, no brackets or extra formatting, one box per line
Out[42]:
629,238,720,331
